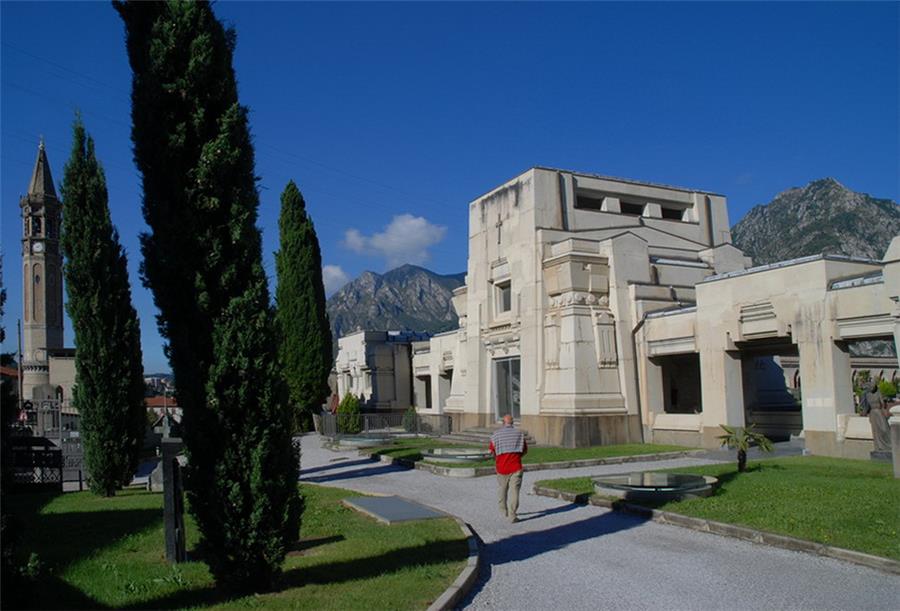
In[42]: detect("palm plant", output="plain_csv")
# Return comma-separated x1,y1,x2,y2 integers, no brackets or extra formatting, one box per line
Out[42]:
717,424,774,472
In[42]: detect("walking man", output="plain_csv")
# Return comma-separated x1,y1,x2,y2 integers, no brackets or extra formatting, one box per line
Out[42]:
489,414,527,523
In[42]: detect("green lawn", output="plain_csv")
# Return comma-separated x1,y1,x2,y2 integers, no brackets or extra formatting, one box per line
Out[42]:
522,444,692,465
536,456,900,560
3,484,468,609
365,438,692,469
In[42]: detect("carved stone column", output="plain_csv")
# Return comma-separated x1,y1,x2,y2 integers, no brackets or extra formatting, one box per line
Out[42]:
541,250,624,413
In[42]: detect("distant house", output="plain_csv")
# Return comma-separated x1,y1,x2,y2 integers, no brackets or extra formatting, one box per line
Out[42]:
145,394,181,421
1,365,20,401
1,366,21,424
143,394,182,449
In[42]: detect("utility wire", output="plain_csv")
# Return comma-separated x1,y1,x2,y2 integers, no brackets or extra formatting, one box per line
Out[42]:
4,43,461,211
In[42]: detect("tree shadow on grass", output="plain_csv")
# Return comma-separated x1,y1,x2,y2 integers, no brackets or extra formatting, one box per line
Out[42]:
3,492,162,610
287,534,345,555
28,574,110,610
120,537,470,609
17,507,162,570
708,463,774,490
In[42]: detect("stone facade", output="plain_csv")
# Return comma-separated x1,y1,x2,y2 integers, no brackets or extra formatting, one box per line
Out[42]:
335,166,899,455
441,168,745,446
334,330,428,411
20,143,66,401
642,246,900,458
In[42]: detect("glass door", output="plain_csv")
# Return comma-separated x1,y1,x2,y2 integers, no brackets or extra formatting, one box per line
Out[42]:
494,357,521,420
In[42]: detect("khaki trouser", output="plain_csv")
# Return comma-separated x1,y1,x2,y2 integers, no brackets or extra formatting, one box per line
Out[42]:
497,469,523,518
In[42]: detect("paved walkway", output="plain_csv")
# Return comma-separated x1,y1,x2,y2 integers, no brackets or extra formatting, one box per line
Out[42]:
299,435,900,610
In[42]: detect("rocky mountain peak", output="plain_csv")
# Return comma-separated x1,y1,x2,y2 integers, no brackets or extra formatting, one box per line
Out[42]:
732,177,898,266
326,265,465,352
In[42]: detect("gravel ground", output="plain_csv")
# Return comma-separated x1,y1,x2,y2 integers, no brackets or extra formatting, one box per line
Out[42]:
299,435,900,611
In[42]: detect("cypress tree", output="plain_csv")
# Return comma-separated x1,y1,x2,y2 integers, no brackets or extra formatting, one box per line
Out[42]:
275,181,332,430
115,1,300,590
60,119,145,497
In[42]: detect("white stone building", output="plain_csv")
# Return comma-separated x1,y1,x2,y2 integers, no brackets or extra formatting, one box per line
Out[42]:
334,330,429,411
336,167,899,456
642,246,900,459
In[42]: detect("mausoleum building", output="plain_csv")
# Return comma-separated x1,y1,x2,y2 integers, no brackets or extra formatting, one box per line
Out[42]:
335,167,899,457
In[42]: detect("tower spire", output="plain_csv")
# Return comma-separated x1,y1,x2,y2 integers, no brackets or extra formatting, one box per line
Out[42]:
27,140,57,199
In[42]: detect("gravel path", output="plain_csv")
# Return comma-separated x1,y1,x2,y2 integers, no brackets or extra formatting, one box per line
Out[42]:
299,435,900,610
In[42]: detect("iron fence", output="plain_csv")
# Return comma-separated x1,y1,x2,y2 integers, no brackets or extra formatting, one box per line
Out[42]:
319,411,451,438
61,437,87,491
10,446,62,491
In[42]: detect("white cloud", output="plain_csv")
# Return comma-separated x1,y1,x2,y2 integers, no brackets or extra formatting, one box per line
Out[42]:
342,214,447,268
322,264,350,296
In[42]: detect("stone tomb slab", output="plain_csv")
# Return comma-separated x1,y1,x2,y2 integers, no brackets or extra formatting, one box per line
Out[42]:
342,495,448,525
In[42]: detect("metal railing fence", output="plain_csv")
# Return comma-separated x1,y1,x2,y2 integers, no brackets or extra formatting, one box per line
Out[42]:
318,411,451,438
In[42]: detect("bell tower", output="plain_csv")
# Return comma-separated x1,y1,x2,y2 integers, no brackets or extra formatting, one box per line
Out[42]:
20,140,64,401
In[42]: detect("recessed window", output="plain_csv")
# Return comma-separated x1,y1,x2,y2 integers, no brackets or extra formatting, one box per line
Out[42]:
620,201,644,216
495,280,511,315
575,194,605,210
661,207,683,220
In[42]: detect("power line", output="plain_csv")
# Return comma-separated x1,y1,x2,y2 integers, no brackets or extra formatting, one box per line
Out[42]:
3,42,127,99
4,78,453,222
2,130,136,175
3,81,132,130
2,51,467,264
4,44,461,211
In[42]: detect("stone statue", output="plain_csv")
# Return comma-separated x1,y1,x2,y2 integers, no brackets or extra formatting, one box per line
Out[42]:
862,383,891,454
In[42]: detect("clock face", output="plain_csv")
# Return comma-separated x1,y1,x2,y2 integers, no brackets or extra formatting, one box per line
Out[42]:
32,242,44,253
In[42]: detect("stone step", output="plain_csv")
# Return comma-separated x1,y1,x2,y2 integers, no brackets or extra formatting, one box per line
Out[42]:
442,427,538,447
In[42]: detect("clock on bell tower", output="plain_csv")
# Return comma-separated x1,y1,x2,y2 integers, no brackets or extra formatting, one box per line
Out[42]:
20,140,64,400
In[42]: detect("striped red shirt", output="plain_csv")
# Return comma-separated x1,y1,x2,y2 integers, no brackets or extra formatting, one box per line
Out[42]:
489,438,528,475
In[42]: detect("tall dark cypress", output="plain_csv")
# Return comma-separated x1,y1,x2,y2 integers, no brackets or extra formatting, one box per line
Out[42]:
115,1,300,590
60,119,145,497
275,181,332,429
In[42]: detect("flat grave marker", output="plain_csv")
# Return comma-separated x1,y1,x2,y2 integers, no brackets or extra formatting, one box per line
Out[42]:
342,495,448,525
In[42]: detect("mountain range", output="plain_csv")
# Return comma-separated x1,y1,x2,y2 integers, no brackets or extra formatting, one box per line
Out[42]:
326,265,465,350
327,178,898,353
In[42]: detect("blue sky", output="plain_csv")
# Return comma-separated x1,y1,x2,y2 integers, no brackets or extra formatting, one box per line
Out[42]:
2,2,897,373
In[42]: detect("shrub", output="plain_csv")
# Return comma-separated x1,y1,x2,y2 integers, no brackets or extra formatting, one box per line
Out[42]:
853,370,871,397
402,407,418,433
878,379,897,399
337,394,362,434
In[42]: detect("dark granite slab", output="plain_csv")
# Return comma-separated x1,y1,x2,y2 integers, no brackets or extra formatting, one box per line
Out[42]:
342,495,448,524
